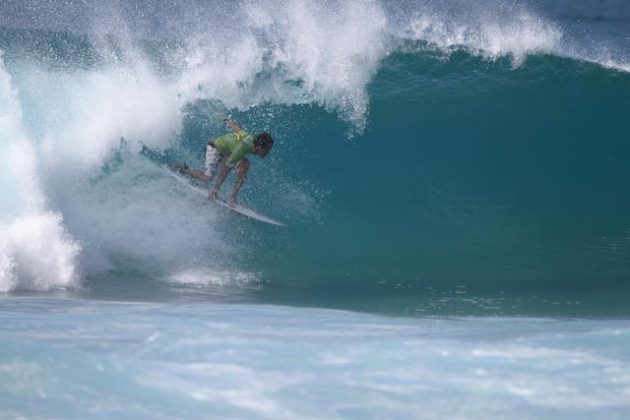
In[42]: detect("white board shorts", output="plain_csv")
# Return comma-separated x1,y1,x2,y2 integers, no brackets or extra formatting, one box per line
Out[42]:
205,144,219,178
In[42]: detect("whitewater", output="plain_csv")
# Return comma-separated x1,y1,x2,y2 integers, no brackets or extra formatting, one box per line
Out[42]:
1,0,630,418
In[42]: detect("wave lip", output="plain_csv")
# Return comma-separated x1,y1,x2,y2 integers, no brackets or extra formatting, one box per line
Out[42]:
400,7,562,66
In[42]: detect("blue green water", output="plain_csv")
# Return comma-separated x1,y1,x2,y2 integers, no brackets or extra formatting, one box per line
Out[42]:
1,0,630,417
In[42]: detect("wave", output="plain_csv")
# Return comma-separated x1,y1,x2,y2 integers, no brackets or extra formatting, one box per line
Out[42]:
0,0,629,302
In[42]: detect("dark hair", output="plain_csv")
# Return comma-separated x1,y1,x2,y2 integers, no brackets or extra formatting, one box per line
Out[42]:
254,132,273,150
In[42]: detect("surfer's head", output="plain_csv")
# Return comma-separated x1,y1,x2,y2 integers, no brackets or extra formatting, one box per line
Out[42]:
254,133,273,157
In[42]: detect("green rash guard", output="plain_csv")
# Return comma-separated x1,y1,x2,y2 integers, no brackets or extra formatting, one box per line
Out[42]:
212,131,255,167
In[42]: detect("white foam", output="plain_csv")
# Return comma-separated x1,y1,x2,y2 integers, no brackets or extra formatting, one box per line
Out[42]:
0,213,80,292
24,63,183,170
403,9,562,66
169,269,259,288
0,55,81,292
52,156,234,275
175,0,389,132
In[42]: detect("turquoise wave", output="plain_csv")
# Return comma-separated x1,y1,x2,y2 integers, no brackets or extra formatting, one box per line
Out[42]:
164,51,630,314
1,23,629,314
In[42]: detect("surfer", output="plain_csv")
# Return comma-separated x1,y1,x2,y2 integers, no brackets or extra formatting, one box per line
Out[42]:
172,118,273,207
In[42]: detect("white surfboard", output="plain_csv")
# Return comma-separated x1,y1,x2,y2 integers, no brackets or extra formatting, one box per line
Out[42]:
159,164,286,226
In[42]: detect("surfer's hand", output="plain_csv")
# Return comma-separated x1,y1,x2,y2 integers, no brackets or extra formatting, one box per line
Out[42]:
228,197,237,208
209,190,218,201
170,164,186,173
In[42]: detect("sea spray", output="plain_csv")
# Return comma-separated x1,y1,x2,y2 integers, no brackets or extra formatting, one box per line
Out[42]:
0,56,80,291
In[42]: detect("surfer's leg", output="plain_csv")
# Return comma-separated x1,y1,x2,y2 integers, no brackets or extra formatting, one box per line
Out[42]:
218,155,228,170
186,169,210,181
170,163,210,181
229,158,249,206
204,144,220,182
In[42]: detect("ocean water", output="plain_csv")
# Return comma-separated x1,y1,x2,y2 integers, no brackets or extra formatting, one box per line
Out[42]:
1,0,629,418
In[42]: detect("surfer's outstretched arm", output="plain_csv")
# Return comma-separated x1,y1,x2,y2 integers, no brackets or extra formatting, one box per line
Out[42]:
209,165,232,201
223,118,244,134
229,158,250,206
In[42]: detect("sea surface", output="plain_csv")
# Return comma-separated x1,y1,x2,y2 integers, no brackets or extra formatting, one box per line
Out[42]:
1,0,629,418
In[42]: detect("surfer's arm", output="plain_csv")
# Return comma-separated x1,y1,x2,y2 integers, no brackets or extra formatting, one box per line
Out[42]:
229,158,249,206
223,118,244,134
210,165,232,200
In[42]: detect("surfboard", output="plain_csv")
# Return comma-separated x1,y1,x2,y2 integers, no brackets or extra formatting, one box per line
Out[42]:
158,163,286,226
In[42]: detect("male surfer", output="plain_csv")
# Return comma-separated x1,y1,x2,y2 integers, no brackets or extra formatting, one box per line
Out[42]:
172,118,273,207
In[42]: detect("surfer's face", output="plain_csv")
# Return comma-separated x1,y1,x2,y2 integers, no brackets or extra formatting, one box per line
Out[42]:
256,144,272,157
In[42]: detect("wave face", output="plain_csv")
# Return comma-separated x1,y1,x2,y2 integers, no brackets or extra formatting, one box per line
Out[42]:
0,0,629,313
